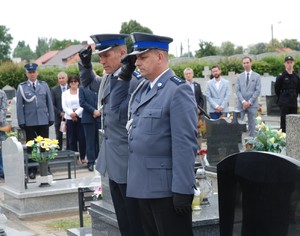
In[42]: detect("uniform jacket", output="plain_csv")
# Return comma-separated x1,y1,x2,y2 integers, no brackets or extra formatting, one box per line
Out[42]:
275,70,300,107
122,69,198,199
193,81,204,109
235,71,261,110
206,77,230,113
79,64,142,184
51,85,66,125
16,80,54,126
79,85,101,124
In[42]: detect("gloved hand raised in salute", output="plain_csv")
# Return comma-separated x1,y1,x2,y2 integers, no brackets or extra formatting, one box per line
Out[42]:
118,54,137,81
78,45,92,68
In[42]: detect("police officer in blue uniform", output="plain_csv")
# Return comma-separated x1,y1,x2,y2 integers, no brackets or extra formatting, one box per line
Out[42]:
113,32,198,236
78,34,144,236
275,56,300,132
16,63,55,179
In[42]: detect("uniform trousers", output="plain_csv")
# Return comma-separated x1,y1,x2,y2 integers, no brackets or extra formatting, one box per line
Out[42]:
280,106,298,132
109,179,144,236
138,197,193,236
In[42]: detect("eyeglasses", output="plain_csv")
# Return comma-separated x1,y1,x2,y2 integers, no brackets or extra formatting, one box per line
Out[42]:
59,77,65,80
70,80,78,83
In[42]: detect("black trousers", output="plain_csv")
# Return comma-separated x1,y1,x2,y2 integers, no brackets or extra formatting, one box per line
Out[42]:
138,197,193,236
280,106,297,132
25,125,49,173
109,179,144,236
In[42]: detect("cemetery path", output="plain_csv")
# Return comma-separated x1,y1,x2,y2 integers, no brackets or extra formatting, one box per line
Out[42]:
0,165,94,236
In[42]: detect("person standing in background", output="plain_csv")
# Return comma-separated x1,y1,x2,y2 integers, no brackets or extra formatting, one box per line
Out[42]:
62,75,86,164
236,56,261,137
183,67,204,149
275,56,300,132
51,71,69,150
0,89,8,179
206,65,230,119
16,63,55,179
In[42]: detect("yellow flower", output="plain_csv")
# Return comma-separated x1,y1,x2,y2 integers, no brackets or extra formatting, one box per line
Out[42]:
256,116,262,121
26,140,34,147
277,129,282,136
281,133,286,139
268,137,275,143
35,136,44,143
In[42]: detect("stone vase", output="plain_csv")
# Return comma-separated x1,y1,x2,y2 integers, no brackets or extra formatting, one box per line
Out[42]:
38,161,50,187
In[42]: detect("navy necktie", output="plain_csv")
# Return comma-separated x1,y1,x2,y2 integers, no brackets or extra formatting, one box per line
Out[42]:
32,82,36,90
246,73,249,86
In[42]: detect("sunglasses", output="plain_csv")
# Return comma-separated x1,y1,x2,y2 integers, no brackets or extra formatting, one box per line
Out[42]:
70,80,78,83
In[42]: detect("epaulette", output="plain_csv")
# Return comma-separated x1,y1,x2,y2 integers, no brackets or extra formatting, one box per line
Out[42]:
20,81,27,85
133,70,143,80
170,76,185,85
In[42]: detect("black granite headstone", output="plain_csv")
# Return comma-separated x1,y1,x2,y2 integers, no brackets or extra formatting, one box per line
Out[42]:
217,151,300,236
266,81,280,116
205,112,246,171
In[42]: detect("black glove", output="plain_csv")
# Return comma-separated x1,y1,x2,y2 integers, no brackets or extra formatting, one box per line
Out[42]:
173,193,193,215
118,54,137,81
49,121,54,126
19,124,26,129
79,45,92,68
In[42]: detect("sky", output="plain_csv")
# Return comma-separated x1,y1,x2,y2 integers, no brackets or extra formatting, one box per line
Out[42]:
1,0,300,57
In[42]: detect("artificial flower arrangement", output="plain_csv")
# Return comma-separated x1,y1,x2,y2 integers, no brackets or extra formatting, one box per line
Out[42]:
26,136,59,162
246,116,286,154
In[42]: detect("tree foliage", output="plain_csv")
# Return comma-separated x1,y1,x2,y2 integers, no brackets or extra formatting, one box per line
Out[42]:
281,39,300,51
13,41,35,62
120,20,153,52
0,25,13,61
49,39,81,50
35,37,50,58
195,40,217,58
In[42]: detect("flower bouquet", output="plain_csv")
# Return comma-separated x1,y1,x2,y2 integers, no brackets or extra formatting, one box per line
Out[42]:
26,136,59,162
246,116,286,154
92,186,102,201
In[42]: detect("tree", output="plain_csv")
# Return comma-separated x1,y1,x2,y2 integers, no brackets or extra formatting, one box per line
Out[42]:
248,42,268,55
120,20,152,52
13,41,35,62
281,39,300,51
35,37,50,58
219,41,235,56
0,25,13,60
50,39,81,50
195,40,217,58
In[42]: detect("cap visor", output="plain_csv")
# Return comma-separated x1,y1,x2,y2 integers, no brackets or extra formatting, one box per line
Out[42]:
92,47,112,55
128,49,149,56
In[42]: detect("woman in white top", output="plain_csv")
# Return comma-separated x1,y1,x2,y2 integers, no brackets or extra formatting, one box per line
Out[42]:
62,75,86,164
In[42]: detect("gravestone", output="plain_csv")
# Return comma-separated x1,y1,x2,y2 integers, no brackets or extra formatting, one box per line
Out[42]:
286,114,300,161
2,85,16,100
202,66,211,80
227,71,237,110
205,112,247,171
266,81,280,116
217,151,300,236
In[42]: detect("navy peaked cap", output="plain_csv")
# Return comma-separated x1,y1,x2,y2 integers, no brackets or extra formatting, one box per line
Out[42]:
90,34,128,54
284,56,294,62
129,32,173,55
24,63,38,71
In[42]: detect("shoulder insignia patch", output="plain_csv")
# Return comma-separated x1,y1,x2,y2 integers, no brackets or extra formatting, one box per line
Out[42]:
133,71,143,80
170,76,185,85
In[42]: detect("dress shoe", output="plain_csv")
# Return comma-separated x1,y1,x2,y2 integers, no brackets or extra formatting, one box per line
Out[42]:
88,164,94,172
29,172,36,179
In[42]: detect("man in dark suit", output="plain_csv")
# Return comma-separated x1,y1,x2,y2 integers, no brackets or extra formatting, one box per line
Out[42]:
51,71,68,150
183,67,204,110
184,67,204,149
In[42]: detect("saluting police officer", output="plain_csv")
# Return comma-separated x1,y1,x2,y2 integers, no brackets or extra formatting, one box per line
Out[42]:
78,34,144,236
16,63,55,179
275,56,300,132
115,32,198,236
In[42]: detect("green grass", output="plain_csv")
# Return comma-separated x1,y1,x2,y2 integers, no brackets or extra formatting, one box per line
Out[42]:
46,214,92,231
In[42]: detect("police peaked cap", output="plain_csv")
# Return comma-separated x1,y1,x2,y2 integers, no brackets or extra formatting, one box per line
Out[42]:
128,32,173,55
90,34,128,54
24,63,38,71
